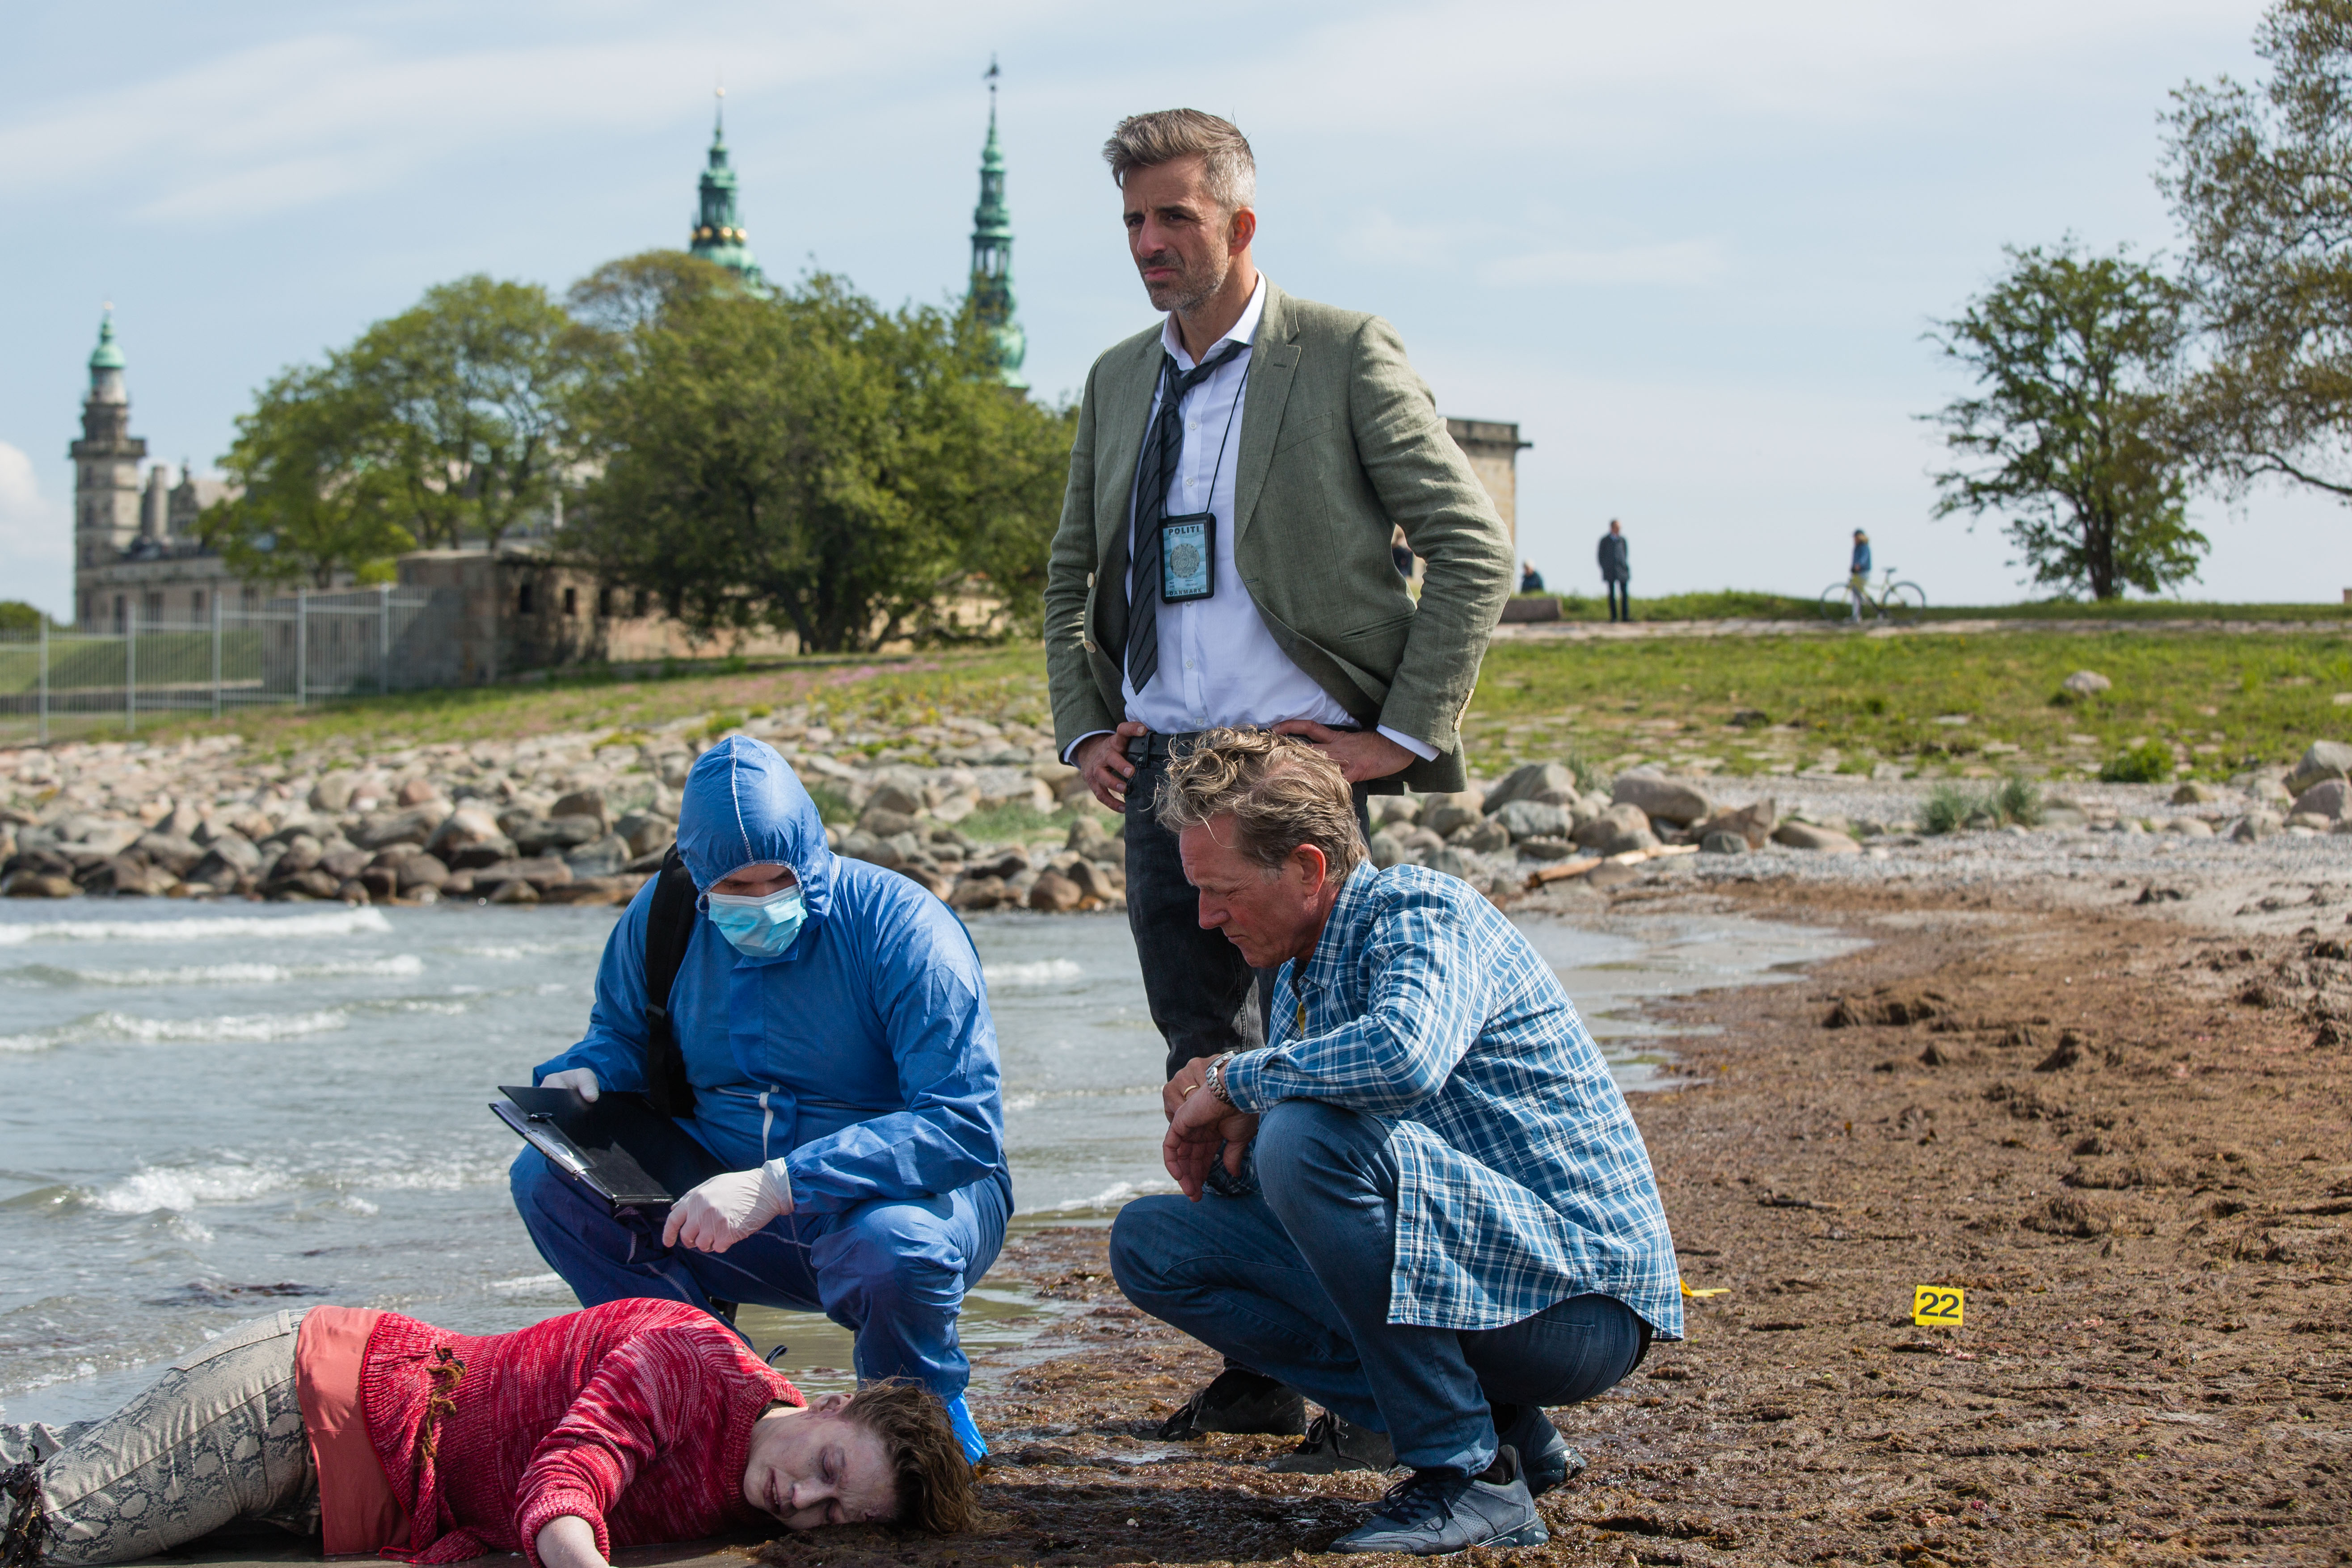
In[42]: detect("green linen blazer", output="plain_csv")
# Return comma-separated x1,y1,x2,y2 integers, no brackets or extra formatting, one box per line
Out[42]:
1042,280,1514,794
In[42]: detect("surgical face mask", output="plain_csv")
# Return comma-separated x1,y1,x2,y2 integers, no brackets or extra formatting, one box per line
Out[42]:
706,883,808,959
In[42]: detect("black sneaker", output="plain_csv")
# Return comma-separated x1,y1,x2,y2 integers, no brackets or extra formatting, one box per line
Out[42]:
1267,1409,1396,1474
1331,1445,1547,1555
1156,1367,1308,1440
1490,1403,1586,1497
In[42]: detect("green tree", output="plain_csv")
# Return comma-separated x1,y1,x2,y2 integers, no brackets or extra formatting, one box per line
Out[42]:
2162,0,2352,503
348,275,584,552
569,276,1070,653
1924,243,2206,600
566,250,742,341
0,601,64,633
200,365,414,588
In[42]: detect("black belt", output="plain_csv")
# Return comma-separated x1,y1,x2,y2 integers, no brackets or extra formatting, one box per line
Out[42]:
1125,725,1363,766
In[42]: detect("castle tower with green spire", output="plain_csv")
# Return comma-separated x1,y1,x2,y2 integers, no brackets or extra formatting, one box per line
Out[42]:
689,89,764,286
966,59,1028,391
71,308,147,571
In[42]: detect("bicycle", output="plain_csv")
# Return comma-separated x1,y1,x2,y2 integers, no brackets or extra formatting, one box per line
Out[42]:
1819,566,1926,626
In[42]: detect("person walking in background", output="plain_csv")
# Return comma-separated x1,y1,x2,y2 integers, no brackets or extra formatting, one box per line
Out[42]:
1847,528,1872,622
1042,108,1514,1444
1517,560,1545,594
1597,519,1630,622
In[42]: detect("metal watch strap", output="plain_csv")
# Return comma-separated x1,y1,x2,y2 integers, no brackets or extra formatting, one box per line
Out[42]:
1205,1050,1235,1105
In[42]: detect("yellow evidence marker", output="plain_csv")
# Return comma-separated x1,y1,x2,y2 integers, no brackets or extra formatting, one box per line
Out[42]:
1912,1285,1965,1328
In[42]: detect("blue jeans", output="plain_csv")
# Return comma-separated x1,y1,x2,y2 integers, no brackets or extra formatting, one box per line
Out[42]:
510,1148,1010,1401
1109,1101,1647,1474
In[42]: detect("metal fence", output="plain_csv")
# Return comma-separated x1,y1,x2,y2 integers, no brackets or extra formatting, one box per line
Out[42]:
0,587,464,745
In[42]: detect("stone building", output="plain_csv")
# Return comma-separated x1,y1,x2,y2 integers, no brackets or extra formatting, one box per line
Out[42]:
69,312,305,631
1445,418,1531,548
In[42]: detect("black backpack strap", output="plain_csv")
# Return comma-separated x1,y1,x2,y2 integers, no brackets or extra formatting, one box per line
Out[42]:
641,845,699,1119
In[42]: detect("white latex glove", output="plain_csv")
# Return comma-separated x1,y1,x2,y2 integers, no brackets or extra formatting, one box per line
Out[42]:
662,1165,791,1252
541,1067,600,1103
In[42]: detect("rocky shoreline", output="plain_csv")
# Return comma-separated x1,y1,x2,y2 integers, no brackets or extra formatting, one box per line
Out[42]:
4,711,2350,915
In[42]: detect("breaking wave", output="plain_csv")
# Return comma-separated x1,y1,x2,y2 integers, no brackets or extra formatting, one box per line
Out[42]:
0,1009,351,1053
983,958,1085,990
0,909,394,946
4,956,426,988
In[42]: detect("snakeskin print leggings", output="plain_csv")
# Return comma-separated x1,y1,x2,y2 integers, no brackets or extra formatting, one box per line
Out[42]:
0,1311,317,1566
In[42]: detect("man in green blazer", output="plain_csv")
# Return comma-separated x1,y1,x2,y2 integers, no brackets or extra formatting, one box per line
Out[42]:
1041,108,1513,1450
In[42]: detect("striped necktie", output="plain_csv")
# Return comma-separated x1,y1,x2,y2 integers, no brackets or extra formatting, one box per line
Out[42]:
1127,339,1247,693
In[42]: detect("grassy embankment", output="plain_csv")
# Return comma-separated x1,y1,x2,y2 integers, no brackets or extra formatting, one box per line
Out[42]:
1532,588,2352,624
30,621,2352,787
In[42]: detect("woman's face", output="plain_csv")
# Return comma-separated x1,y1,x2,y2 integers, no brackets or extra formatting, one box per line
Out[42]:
742,1396,897,1530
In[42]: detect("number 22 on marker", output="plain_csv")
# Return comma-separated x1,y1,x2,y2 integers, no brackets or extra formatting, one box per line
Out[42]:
1913,1286,1965,1327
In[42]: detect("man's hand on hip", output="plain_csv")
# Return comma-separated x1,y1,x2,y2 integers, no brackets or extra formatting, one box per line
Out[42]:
1075,721,1149,811
1272,720,1412,784
662,1166,790,1252
1162,1057,1260,1201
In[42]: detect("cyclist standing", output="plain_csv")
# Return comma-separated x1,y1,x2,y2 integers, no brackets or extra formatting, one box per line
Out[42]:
1846,529,1872,622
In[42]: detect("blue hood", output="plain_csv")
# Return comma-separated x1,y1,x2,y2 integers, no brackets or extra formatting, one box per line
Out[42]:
676,737,837,924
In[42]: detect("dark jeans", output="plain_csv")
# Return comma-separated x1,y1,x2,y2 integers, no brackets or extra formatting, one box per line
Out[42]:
1109,1100,1648,1474
1605,580,1630,622
1123,752,1374,1080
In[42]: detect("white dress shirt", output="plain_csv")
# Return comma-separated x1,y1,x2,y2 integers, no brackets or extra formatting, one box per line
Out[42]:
1066,277,1437,764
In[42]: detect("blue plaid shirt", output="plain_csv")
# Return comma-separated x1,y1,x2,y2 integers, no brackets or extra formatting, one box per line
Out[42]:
1221,864,1683,1338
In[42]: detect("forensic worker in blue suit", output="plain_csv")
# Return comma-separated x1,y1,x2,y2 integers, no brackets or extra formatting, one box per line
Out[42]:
508,737,1010,1461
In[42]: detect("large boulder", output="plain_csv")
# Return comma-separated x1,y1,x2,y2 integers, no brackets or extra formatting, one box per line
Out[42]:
2292,778,2352,821
1421,791,1485,838
565,835,632,878
309,771,360,813
2286,741,2352,797
1572,803,1659,857
1773,821,1860,853
134,831,205,877
859,806,924,840
426,806,514,863
1688,798,1778,850
1028,870,1082,912
1483,763,1581,813
187,831,261,888
2060,670,2112,699
615,811,675,859
1492,800,1570,842
396,853,451,891
354,804,452,851
551,789,610,826
1611,771,1712,827
514,814,605,856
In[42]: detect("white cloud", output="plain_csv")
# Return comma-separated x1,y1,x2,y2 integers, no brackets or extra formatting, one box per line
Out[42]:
1479,240,1727,288
0,441,72,619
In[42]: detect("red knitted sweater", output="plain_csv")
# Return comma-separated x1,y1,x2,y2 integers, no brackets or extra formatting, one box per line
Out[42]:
357,1299,801,1566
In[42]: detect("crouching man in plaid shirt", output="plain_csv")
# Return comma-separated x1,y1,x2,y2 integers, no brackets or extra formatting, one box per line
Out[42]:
1108,729,1682,1556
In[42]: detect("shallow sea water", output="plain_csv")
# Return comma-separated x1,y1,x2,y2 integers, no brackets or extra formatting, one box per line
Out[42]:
0,899,1861,1423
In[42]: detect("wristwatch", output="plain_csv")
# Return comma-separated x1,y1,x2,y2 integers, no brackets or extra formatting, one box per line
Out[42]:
1204,1051,1236,1106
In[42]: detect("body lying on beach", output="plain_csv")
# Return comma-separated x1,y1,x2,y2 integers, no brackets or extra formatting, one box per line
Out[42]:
0,1299,973,1568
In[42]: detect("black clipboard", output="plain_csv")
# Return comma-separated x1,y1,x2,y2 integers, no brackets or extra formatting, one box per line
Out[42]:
492,1085,726,1213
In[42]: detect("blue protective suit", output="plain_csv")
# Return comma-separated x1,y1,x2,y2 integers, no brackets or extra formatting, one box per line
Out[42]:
509,737,1011,1414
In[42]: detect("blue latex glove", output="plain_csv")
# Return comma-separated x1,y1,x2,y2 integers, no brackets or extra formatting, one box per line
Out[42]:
944,1392,988,1464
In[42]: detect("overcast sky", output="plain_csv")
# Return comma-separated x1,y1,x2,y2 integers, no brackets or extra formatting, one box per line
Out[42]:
1,0,2333,620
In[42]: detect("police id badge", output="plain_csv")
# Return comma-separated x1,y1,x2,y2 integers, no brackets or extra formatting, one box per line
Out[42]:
1159,512,1214,602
